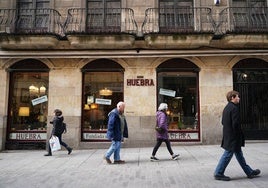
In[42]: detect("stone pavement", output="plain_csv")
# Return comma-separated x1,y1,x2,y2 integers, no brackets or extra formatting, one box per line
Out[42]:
0,142,267,188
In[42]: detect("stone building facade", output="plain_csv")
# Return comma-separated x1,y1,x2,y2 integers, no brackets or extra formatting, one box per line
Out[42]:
0,0,267,150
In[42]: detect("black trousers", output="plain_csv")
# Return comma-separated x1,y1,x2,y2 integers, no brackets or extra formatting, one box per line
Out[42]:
152,138,174,156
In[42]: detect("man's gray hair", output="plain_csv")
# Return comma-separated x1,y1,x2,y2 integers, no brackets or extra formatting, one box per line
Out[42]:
117,101,125,108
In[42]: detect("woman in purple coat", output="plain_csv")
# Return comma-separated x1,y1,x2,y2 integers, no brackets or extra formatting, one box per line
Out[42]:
150,103,179,161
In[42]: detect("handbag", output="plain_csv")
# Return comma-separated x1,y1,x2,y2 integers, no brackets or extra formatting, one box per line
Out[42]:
49,136,61,152
155,125,164,133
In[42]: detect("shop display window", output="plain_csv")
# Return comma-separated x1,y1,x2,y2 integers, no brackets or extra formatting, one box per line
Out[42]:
82,71,123,138
157,71,199,132
9,72,48,131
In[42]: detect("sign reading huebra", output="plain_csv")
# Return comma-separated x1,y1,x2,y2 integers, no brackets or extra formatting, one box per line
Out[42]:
126,76,154,86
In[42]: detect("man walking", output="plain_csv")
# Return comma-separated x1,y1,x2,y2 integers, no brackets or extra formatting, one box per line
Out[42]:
104,101,128,164
214,90,260,181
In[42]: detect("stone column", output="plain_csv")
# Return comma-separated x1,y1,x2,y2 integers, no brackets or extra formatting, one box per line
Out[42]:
199,63,233,144
48,67,82,148
0,68,8,150
123,59,157,147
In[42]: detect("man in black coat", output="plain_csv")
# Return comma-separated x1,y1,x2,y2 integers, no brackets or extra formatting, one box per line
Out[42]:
214,90,260,181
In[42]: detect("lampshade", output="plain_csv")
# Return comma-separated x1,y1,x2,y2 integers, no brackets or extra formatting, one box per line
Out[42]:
99,88,113,96
19,107,30,117
90,103,98,109
29,84,39,95
84,104,90,110
39,85,46,95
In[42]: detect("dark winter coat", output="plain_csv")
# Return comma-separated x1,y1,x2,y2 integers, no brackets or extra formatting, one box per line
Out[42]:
156,110,169,140
221,102,245,152
106,108,128,141
51,115,64,136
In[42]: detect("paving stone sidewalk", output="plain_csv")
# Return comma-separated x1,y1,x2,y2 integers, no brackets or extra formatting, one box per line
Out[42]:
0,142,267,188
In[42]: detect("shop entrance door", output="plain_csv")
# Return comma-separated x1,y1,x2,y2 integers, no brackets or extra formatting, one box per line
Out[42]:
233,59,268,140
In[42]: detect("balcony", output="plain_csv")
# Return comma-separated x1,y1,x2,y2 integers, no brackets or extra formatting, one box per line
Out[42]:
215,7,268,49
141,7,215,49
0,8,63,49
65,8,138,49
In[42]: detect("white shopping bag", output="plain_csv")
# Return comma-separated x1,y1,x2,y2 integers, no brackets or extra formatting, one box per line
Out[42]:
49,136,61,152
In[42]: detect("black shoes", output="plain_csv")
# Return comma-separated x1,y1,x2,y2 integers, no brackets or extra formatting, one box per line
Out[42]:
44,153,52,156
150,156,159,161
67,147,73,155
214,174,231,181
172,154,180,160
247,169,261,179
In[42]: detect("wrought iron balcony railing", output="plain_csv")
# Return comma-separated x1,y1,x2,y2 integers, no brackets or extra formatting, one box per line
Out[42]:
0,8,64,37
216,7,268,35
142,7,215,34
65,8,138,35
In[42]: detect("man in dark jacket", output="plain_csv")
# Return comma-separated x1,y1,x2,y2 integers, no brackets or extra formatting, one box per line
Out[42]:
104,102,128,164
214,91,260,181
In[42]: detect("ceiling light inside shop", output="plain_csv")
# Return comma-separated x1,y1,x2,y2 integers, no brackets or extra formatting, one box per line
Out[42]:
99,88,113,96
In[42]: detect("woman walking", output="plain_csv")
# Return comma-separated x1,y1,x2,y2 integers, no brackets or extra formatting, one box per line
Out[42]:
150,103,179,161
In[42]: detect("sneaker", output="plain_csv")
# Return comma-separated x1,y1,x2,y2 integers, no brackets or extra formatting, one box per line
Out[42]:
114,160,125,164
247,169,261,179
150,156,159,162
214,174,231,181
104,156,112,164
172,154,180,160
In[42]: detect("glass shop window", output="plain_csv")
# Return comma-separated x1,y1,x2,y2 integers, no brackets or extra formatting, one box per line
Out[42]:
157,72,198,131
9,72,49,132
82,72,123,131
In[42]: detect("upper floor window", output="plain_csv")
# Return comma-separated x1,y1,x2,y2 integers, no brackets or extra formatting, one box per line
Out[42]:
17,0,50,9
159,0,194,32
87,0,121,9
232,0,267,7
231,0,267,31
86,0,121,32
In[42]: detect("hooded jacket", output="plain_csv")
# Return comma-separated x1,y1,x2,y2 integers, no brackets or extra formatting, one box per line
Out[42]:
106,108,128,141
51,115,64,135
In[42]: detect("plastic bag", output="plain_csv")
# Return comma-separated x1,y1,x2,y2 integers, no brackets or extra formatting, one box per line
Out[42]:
49,136,61,152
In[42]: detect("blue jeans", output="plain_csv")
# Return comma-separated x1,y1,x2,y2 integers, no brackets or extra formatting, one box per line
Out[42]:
105,140,121,161
214,149,253,176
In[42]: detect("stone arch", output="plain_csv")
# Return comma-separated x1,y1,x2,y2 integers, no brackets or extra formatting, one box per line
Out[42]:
233,58,268,69
81,58,124,71
156,58,200,71
78,58,128,70
227,56,268,69
8,59,49,70
152,57,202,69
3,58,53,71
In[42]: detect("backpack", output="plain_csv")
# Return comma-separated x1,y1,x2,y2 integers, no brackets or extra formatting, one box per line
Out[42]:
60,122,67,134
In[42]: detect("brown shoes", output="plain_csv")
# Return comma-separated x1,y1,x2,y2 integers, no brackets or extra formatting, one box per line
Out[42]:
104,156,112,164
114,160,125,164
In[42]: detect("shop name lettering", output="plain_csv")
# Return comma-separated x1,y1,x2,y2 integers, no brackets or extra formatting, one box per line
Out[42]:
127,79,154,86
15,133,43,140
169,133,194,140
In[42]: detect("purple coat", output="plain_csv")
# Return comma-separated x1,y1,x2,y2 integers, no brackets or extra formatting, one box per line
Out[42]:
156,110,169,139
